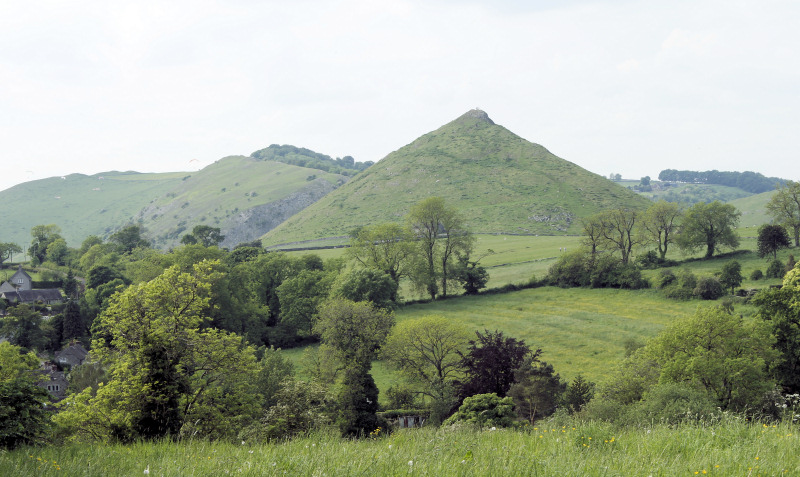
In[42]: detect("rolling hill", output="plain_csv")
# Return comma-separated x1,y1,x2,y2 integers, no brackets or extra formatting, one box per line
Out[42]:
0,171,186,249
0,155,349,251
133,156,348,249
262,109,652,245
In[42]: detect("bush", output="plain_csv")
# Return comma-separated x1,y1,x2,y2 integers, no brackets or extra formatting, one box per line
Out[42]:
750,269,764,281
547,251,590,288
548,251,648,290
628,383,718,425
766,259,785,279
443,393,516,428
656,269,676,289
693,276,725,300
662,268,697,300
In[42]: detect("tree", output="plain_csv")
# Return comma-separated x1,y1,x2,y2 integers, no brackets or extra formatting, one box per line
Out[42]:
382,316,471,414
677,201,740,258
29,224,62,265
766,180,800,246
314,298,394,368
314,299,394,436
457,330,532,399
757,224,791,260
596,208,641,264
0,342,52,449
62,269,79,298
407,197,474,299
563,374,595,413
646,306,777,410
451,253,490,295
346,223,416,289
753,263,800,393
580,216,604,260
109,224,151,253
508,354,566,423
61,299,86,342
332,269,398,310
87,265,125,289
719,260,743,295
0,304,47,351
45,237,69,265
0,242,22,268
276,269,335,338
182,225,225,247
55,261,260,442
641,201,682,260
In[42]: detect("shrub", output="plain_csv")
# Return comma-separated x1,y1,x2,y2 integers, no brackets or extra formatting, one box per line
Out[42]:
628,383,718,425
443,393,516,428
547,251,590,288
766,259,785,279
693,276,724,300
656,269,676,289
750,269,764,281
662,268,697,300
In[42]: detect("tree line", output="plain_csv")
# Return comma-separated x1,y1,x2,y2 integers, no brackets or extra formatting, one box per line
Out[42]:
657,169,785,194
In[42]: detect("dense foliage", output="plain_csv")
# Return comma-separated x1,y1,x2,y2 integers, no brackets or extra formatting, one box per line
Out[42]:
250,144,373,176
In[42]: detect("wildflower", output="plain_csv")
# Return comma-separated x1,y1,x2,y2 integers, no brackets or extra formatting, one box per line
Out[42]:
144,465,150,475
408,460,414,466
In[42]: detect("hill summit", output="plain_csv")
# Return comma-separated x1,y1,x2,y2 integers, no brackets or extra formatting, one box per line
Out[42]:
262,109,650,245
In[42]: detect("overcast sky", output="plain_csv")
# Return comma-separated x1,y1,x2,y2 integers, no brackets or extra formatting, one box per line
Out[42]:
2,0,798,192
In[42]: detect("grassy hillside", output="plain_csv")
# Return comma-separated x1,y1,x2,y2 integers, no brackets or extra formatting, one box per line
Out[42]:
729,190,776,229
133,156,348,248
0,155,349,251
263,110,651,245
0,171,185,248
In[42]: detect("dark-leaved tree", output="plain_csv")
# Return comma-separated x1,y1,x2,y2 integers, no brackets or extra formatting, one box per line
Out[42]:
457,330,532,400
757,224,791,260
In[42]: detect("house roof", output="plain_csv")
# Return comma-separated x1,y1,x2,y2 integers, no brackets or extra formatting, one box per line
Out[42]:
0,281,15,293
55,343,88,365
10,265,32,283
1,289,63,303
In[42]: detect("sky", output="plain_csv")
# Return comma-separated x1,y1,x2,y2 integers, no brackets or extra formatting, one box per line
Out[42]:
2,0,799,193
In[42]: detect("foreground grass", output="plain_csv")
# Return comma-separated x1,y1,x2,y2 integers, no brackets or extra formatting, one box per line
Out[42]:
4,418,798,476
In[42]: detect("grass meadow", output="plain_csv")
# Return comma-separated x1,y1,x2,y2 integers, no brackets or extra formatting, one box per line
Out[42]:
3,416,798,476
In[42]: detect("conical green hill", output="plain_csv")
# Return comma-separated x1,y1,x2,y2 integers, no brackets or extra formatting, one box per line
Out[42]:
262,109,651,245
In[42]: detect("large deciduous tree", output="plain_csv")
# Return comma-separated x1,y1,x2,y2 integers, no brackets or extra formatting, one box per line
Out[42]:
753,262,800,393
55,261,260,442
347,222,416,289
0,242,22,268
646,306,776,410
109,224,151,254
0,342,52,449
29,224,62,265
596,208,641,264
766,180,800,247
641,201,682,260
757,224,791,260
181,225,225,247
382,315,471,419
314,298,394,436
676,201,741,258
407,197,474,299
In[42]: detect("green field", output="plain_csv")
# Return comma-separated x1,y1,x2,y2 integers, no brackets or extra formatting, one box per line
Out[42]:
3,417,797,476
